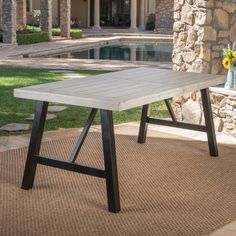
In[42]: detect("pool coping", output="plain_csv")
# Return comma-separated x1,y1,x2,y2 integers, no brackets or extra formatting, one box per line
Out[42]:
7,36,173,58
0,57,173,71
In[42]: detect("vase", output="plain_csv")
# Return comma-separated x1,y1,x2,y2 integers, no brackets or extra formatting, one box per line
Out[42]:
225,67,236,90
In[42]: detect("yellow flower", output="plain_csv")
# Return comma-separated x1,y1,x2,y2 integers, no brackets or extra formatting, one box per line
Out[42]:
233,51,236,58
223,58,231,69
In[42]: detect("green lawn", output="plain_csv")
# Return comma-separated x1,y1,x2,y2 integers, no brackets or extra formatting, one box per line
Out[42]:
0,67,168,136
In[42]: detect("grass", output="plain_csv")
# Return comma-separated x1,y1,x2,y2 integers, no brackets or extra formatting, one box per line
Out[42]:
0,67,168,136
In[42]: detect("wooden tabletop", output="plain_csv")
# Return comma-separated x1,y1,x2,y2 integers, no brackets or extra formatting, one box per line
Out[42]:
14,68,226,111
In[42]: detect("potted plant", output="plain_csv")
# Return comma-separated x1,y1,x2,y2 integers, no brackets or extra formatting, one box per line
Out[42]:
222,42,236,89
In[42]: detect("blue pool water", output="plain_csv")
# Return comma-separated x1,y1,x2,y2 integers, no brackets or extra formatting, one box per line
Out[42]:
54,44,173,62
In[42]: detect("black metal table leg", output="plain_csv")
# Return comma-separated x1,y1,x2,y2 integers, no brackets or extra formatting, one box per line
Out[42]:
21,101,48,189
100,110,120,213
201,89,218,157
70,108,98,163
138,104,151,143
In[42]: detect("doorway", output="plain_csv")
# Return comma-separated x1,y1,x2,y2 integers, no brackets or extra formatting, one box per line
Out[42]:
90,0,131,27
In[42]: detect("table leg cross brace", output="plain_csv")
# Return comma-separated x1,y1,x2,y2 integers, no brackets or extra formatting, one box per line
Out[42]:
138,88,218,157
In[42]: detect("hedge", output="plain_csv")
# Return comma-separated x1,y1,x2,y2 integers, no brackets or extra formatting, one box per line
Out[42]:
52,29,82,39
17,31,50,45
0,28,82,45
70,29,82,39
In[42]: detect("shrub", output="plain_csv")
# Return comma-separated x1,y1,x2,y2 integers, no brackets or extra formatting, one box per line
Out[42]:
70,29,82,39
52,28,82,39
0,28,82,45
17,31,49,45
52,28,61,36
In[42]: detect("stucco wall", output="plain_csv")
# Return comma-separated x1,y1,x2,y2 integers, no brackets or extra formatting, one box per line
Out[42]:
27,0,58,26
71,0,88,28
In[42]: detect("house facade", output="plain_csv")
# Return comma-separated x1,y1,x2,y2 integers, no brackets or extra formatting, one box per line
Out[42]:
0,0,158,30
29,0,157,29
0,0,174,44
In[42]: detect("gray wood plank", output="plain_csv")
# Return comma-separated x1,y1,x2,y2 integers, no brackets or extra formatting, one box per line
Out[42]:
14,68,226,111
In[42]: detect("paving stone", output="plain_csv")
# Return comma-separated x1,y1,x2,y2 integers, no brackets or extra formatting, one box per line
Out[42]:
0,123,30,132
48,105,68,112
26,114,57,121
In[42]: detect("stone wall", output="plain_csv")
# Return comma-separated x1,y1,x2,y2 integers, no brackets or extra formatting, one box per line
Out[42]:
155,0,174,34
210,88,236,135
173,88,236,136
172,0,236,135
173,0,236,74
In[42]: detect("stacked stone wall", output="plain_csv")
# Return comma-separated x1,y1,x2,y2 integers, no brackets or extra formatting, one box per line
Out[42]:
155,0,174,33
173,89,236,136
173,0,236,74
172,0,236,136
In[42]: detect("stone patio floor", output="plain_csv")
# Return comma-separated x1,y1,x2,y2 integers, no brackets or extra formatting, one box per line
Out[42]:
0,122,235,235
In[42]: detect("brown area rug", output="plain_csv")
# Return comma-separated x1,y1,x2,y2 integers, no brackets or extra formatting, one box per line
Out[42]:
0,131,236,236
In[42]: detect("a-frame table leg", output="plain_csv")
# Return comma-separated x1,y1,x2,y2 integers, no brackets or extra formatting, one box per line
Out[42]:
138,104,151,144
100,110,120,213
201,88,218,157
21,101,48,189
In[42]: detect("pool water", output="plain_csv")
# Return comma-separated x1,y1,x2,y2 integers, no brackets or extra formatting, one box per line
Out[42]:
54,44,173,62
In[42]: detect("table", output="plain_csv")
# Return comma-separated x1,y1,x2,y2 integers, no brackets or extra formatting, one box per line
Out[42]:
14,68,226,213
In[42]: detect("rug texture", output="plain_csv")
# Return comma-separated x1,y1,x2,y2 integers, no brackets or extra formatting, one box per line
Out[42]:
0,132,236,236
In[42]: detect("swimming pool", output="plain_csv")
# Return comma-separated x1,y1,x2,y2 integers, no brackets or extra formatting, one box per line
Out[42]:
53,44,173,62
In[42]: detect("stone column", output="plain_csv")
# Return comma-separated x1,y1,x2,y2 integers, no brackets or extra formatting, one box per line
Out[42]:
139,0,145,31
130,0,137,32
93,0,101,30
2,0,17,44
40,0,52,40
0,0,3,29
16,0,26,26
60,0,71,38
